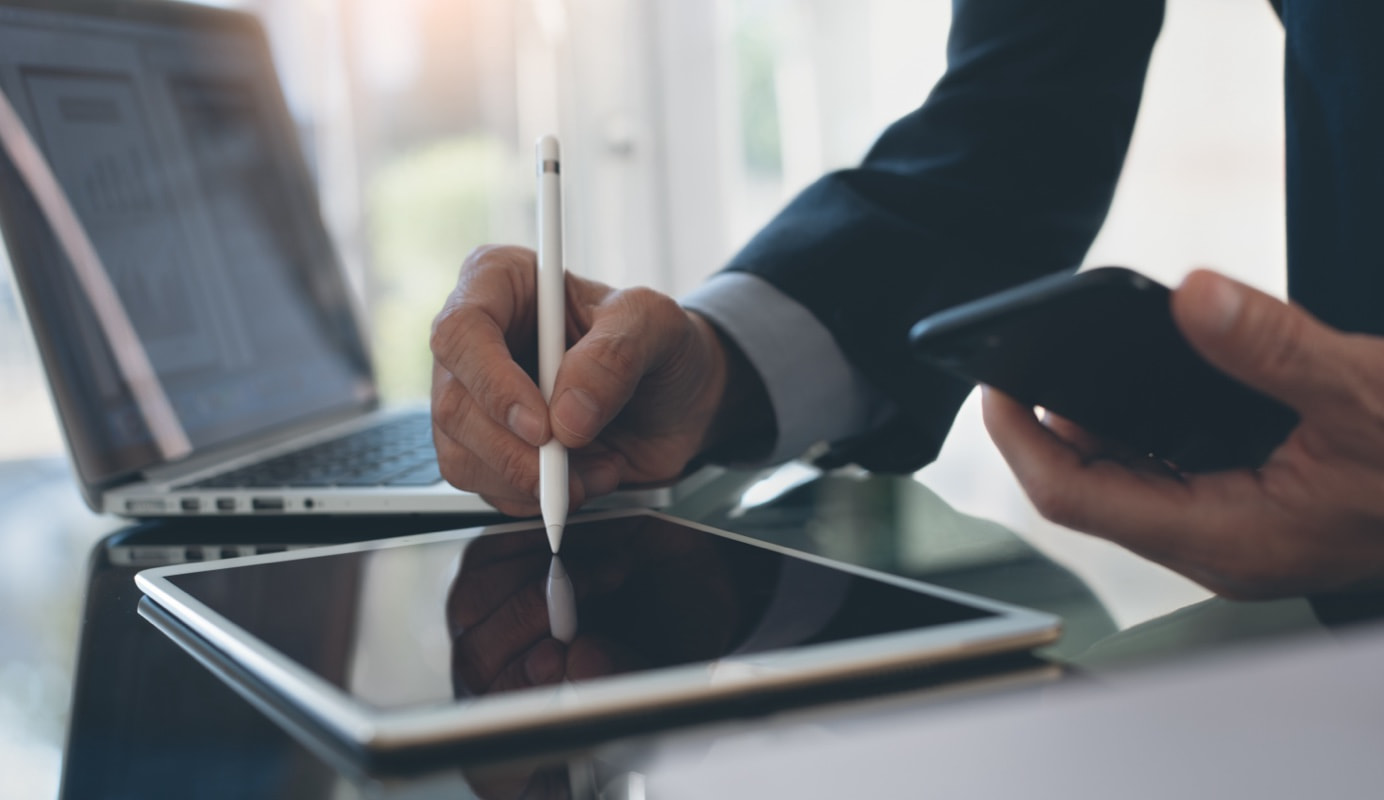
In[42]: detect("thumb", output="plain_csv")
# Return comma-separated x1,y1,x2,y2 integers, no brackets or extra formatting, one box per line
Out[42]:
549,287,685,448
1171,269,1343,412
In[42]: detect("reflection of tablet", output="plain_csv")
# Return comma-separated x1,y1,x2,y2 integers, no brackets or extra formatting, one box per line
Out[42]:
136,509,1059,759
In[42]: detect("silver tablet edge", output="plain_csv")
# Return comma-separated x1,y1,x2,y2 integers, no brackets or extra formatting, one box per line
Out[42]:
135,509,1062,752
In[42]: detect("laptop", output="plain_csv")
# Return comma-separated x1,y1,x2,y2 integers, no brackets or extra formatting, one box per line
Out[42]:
0,0,693,517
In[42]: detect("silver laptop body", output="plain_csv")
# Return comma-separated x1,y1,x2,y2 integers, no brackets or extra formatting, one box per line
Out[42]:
0,0,681,517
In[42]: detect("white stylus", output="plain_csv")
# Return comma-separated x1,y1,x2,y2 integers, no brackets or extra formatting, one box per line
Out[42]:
537,135,567,554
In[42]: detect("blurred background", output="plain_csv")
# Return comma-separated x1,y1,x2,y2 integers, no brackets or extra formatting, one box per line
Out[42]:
0,0,1288,453
0,0,1288,611
0,1,1289,794
0,0,1290,600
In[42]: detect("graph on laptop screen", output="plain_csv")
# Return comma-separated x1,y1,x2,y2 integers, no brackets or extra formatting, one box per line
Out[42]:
0,4,372,484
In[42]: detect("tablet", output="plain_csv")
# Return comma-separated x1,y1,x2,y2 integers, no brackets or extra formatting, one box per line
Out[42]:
135,509,1060,759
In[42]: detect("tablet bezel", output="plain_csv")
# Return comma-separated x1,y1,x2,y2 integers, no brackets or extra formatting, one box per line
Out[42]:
135,508,1061,755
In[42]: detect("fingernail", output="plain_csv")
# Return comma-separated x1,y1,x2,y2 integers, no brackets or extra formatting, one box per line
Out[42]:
553,389,601,439
507,404,546,447
1200,275,1243,335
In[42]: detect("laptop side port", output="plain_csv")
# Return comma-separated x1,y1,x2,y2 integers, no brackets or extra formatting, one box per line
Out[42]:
251,497,285,512
180,498,201,512
216,498,236,512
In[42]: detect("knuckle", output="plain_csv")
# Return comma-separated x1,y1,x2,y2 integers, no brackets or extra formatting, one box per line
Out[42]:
456,636,502,689
429,301,477,360
498,583,549,639
431,378,464,425
461,243,525,274
623,286,682,332
430,288,464,343
583,330,642,381
1241,305,1311,380
430,316,512,416
621,285,667,312
494,444,539,498
433,379,486,448
460,356,508,416
462,243,501,270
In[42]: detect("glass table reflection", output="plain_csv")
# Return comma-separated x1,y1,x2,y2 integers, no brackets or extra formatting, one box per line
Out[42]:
32,462,1384,798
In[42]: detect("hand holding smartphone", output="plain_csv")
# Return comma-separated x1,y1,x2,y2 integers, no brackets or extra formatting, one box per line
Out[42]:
909,267,1299,472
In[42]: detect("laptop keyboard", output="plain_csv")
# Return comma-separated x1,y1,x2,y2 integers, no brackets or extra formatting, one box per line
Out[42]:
189,412,443,489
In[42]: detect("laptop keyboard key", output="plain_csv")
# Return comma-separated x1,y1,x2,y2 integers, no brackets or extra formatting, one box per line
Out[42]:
384,464,444,486
186,411,438,489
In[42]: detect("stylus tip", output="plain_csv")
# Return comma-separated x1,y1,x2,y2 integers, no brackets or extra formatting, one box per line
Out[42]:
546,523,564,554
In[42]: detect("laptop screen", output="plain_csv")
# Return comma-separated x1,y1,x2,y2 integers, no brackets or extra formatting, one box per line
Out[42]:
0,1,373,490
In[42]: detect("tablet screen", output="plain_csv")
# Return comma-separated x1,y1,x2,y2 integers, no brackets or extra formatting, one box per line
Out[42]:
166,515,995,711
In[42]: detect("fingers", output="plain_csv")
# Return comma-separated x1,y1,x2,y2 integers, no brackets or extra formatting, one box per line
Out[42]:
1042,410,1180,477
549,287,688,449
981,387,1271,579
447,547,551,632
434,354,622,516
451,579,552,692
431,247,652,505
435,413,623,516
431,246,551,449
487,638,568,693
451,572,621,692
432,364,552,516
1171,270,1347,414
1041,410,1114,461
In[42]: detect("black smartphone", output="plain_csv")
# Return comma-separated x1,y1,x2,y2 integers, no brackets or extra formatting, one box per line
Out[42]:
908,267,1299,472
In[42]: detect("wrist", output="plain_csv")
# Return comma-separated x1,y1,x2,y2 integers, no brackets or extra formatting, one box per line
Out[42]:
687,310,776,464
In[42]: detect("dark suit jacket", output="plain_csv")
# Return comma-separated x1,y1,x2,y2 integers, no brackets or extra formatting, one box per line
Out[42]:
722,0,1384,473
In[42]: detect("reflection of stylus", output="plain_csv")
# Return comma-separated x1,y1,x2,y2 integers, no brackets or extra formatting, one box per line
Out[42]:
547,555,577,644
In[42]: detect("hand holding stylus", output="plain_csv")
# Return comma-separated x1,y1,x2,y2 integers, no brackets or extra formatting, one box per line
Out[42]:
430,253,771,521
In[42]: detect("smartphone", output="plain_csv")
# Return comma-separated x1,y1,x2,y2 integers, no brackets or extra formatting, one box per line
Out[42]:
908,267,1299,472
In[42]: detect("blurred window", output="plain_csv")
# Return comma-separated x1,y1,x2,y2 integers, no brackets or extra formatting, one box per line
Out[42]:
0,0,1284,491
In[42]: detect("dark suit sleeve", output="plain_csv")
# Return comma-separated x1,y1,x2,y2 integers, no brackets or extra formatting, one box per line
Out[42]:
722,0,1165,472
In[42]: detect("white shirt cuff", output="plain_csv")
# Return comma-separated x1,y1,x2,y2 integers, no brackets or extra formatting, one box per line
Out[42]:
681,272,889,464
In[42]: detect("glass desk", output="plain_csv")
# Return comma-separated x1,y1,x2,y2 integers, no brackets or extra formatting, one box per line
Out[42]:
4,458,1382,798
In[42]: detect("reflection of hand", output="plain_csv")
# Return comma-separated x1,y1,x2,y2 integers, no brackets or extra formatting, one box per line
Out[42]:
430,245,771,517
462,761,573,800
445,532,605,696
446,521,746,697
984,269,1384,599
